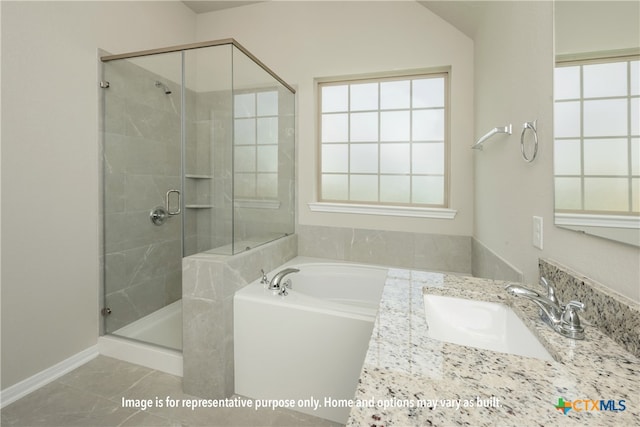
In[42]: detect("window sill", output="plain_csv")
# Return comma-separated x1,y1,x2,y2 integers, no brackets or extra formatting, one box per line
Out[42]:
308,202,457,219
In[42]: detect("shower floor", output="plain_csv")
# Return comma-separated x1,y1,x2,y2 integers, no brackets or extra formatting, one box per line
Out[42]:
112,300,182,351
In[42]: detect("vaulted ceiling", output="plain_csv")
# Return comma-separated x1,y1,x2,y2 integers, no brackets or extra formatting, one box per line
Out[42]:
181,1,482,39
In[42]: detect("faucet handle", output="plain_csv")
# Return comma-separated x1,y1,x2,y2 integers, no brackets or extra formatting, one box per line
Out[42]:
559,300,586,340
540,277,559,305
260,269,269,285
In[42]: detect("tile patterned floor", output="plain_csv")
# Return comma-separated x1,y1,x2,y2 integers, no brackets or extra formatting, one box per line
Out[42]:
1,356,342,427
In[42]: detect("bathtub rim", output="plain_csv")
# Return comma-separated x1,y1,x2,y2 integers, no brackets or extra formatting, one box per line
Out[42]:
235,257,389,321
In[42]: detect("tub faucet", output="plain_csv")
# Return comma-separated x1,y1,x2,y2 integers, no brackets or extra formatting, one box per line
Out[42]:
505,277,585,340
268,268,300,291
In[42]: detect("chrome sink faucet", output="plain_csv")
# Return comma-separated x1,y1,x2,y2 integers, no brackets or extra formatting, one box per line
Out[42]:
268,268,300,295
505,277,586,340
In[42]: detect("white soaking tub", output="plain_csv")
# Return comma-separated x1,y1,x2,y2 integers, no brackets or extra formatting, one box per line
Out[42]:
234,257,387,424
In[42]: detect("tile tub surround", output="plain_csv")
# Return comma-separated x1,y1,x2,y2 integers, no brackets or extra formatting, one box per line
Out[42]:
297,224,472,274
539,258,640,358
348,270,639,426
182,234,296,399
472,238,524,282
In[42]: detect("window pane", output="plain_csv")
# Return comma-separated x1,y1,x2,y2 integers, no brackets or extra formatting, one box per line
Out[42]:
412,176,444,205
554,101,581,138
583,62,627,98
322,85,348,112
413,142,444,174
380,176,410,203
380,111,410,141
584,139,628,175
235,173,255,198
350,144,378,173
322,114,348,142
631,98,639,136
632,138,639,175
257,117,278,144
631,61,639,96
584,99,628,136
350,83,378,111
380,80,410,109
555,177,582,210
350,112,378,142
554,139,581,175
350,175,378,201
257,173,277,198
322,144,348,173
234,93,255,118
584,178,628,211
257,146,278,173
322,174,348,200
554,66,580,100
235,146,255,172
413,109,444,141
632,178,639,212
413,78,444,108
380,143,410,174
257,91,278,116
234,118,255,145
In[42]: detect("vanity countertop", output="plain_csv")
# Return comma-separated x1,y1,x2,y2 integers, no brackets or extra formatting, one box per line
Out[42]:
346,269,639,426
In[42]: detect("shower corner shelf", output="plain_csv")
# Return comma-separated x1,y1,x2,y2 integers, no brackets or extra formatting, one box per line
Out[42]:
185,174,213,179
185,204,213,209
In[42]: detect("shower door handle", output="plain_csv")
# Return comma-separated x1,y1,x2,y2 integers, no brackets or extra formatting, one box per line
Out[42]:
166,189,181,216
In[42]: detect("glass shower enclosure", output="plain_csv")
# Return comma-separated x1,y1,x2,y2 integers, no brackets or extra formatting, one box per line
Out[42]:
100,40,295,350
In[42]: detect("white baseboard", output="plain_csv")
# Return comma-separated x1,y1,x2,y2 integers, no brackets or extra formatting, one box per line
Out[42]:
0,346,99,408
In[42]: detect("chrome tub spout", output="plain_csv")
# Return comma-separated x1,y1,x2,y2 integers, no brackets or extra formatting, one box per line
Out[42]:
268,268,300,291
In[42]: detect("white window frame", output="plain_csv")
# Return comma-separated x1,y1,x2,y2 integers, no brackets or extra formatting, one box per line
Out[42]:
554,53,639,221
311,69,456,219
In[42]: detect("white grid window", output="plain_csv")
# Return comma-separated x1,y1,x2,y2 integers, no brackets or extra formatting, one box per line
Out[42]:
234,90,279,198
554,57,640,214
319,72,449,207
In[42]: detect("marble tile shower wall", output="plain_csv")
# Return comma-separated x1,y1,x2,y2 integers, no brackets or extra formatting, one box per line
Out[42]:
188,87,296,254
297,224,472,274
102,59,183,332
183,90,230,255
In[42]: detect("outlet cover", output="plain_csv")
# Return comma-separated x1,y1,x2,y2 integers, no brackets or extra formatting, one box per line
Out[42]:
533,216,543,250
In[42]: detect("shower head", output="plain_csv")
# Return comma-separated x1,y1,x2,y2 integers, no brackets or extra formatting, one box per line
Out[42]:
154,80,172,95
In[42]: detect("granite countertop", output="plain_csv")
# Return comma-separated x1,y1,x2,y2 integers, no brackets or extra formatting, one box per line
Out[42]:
347,269,640,426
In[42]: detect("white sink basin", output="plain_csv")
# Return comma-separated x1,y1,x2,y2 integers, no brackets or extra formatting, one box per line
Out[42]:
423,294,553,361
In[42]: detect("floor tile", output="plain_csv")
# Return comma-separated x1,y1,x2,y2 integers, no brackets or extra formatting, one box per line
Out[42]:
2,356,342,427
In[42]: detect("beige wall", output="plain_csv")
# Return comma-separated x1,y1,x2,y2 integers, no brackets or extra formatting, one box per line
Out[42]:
196,1,475,237
473,1,639,301
1,0,196,390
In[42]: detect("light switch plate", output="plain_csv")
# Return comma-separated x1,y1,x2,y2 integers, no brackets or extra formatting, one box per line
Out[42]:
533,216,543,250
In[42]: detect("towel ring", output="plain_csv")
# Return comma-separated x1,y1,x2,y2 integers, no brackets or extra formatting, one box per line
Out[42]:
521,120,538,163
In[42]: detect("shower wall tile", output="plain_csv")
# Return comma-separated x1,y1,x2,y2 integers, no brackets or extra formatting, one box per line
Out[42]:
102,58,183,333
297,224,472,274
182,235,297,399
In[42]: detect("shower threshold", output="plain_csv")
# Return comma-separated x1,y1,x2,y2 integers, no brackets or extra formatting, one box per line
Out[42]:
98,300,182,376
112,300,182,351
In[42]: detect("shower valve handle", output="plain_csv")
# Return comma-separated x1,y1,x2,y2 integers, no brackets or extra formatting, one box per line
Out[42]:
166,189,181,216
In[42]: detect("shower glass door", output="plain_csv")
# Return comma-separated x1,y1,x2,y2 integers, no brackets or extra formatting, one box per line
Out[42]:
101,52,184,350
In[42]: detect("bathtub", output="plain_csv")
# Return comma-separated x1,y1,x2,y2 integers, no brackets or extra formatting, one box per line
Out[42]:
234,258,387,424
